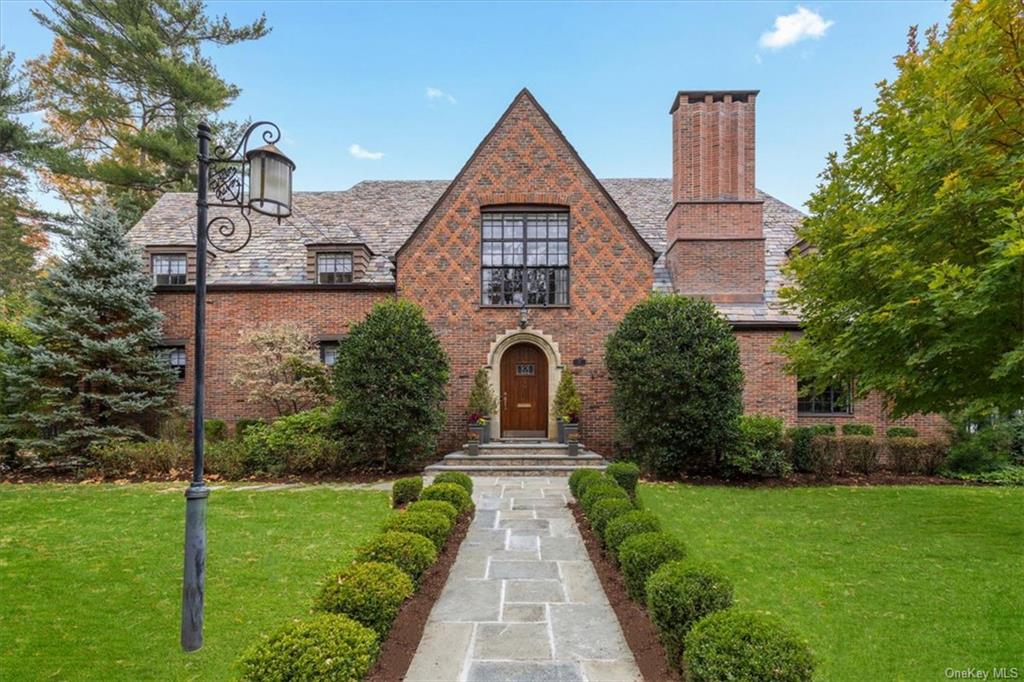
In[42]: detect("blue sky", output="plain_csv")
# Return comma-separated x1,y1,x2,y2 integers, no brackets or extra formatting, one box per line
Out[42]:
1,1,951,214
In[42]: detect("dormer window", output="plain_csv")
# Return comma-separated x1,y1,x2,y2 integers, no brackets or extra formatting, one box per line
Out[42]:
152,253,187,285
317,252,353,284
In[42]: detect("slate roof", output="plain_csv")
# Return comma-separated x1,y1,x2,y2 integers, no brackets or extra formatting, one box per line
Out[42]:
128,178,803,323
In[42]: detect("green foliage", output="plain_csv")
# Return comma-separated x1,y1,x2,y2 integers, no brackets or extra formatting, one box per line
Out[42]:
237,613,379,682
354,531,437,583
843,435,882,475
605,461,641,495
239,407,348,475
603,510,661,556
420,482,473,514
588,497,636,539
405,500,459,525
333,300,449,471
842,423,875,436
886,426,919,438
1011,414,1024,465
382,511,451,551
580,480,629,516
314,561,413,639
945,465,1024,486
553,370,582,420
88,438,187,478
569,468,603,498
778,0,1024,419
391,476,423,507
230,324,331,417
946,425,1013,473
204,419,227,442
646,561,734,667
1,205,176,459
466,367,497,417
786,425,836,473
203,439,247,479
432,471,473,496
606,294,743,477
887,437,947,475
617,532,686,602
683,609,815,682
234,419,264,441
725,414,792,479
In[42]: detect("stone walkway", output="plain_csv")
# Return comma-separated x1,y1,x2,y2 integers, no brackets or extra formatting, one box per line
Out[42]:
406,477,641,682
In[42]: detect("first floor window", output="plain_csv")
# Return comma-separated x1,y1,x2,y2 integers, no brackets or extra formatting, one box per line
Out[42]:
481,210,569,306
160,346,186,380
152,254,187,285
317,253,353,284
797,379,852,415
320,341,340,367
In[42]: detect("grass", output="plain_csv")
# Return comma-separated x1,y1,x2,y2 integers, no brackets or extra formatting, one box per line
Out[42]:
639,484,1024,681
0,483,391,681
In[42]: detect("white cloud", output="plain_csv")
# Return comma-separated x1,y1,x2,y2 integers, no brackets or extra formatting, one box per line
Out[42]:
348,143,383,160
426,86,456,104
759,6,834,50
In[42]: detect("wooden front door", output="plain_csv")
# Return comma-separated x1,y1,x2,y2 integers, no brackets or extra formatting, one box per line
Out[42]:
500,343,548,438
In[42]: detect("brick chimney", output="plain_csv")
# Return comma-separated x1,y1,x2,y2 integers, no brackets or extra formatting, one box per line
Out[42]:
665,90,764,302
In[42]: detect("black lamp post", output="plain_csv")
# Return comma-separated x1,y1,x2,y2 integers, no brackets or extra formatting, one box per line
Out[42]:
181,120,294,652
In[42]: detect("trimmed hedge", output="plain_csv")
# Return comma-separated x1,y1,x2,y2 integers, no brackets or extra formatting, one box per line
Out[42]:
786,424,835,473
354,531,437,583
589,497,635,539
432,471,473,496
406,499,459,525
382,511,451,550
683,608,815,682
569,468,603,498
888,437,947,475
646,561,734,666
238,613,379,681
605,461,641,495
617,532,686,602
843,435,881,474
314,561,413,639
604,510,661,556
580,481,630,516
420,482,473,514
886,426,919,438
392,476,423,507
841,422,875,436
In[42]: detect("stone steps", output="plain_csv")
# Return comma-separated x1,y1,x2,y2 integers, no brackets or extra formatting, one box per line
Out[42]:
425,441,608,476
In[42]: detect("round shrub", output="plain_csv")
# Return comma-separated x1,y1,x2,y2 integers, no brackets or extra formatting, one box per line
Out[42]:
314,561,414,638
683,609,815,682
646,560,734,666
589,497,635,538
432,471,473,495
382,511,451,550
604,510,661,555
605,295,743,478
580,481,629,516
406,499,459,525
392,476,423,507
886,426,918,438
618,532,687,602
238,613,378,681
569,468,603,498
421,482,473,514
354,531,437,583
605,461,641,496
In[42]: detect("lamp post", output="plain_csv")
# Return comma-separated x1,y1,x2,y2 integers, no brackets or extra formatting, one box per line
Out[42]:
182,120,294,652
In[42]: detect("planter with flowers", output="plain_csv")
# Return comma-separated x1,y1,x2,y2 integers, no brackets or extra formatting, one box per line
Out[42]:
467,368,496,444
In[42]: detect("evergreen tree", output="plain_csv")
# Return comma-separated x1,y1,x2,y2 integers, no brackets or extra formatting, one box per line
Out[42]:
1,204,176,459
552,370,582,421
466,367,497,418
25,0,269,224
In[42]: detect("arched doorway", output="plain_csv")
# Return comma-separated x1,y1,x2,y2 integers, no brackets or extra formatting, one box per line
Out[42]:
499,342,549,437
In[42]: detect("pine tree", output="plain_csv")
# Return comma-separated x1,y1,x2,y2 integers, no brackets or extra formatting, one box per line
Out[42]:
466,367,497,418
1,204,176,460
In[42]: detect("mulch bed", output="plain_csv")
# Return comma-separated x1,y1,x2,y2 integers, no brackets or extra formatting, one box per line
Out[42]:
569,502,682,682
364,510,472,682
0,469,405,485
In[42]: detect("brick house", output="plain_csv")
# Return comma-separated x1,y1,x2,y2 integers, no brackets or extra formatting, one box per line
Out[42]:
128,88,944,454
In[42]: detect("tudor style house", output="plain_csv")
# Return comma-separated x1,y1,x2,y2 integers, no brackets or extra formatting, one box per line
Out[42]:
128,88,943,454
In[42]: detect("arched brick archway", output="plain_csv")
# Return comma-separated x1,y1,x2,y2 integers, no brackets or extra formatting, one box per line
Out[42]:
485,328,563,440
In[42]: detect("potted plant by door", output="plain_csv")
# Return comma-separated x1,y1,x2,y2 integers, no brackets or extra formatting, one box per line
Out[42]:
553,371,582,443
467,367,497,444
467,414,486,453
567,428,579,457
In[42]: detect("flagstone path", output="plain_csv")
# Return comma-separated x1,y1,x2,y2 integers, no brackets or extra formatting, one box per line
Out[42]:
406,476,641,682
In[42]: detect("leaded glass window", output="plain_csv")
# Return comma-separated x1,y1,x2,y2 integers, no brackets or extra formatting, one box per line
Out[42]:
797,379,853,415
152,254,187,285
317,253,353,284
481,210,569,306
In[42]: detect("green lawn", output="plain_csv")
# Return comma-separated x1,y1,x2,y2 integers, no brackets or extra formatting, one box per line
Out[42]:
0,483,391,681
639,484,1024,681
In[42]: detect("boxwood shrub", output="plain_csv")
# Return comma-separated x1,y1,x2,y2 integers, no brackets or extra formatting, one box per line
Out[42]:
886,426,918,438
605,461,641,495
580,481,629,516
603,510,661,556
392,476,423,507
683,608,815,682
432,471,473,495
888,437,947,475
569,468,603,498
841,422,875,436
646,560,734,666
238,613,379,682
406,499,459,525
314,561,414,638
354,531,437,583
382,511,451,550
843,435,881,474
786,424,835,473
617,532,687,602
420,482,473,514
589,497,635,539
